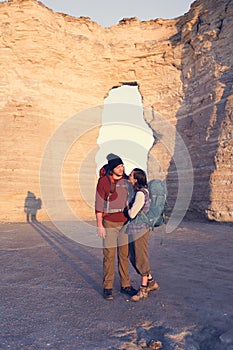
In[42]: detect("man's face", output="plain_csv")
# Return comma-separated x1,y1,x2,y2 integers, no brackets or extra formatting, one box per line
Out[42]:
112,164,124,177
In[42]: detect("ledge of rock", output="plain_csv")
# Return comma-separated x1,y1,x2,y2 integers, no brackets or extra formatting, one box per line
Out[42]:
0,0,232,222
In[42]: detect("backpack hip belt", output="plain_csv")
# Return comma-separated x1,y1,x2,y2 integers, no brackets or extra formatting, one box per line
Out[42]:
105,208,124,214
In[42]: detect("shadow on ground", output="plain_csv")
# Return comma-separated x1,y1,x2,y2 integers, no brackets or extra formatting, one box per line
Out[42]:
1,220,233,349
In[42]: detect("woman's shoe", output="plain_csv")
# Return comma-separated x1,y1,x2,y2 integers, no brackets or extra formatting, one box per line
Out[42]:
130,287,148,302
147,280,159,292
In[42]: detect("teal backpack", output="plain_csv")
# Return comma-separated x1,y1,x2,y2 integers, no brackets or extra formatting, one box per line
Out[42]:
132,179,168,230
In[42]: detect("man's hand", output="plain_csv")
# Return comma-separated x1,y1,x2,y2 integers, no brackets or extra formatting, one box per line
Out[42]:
96,212,106,238
97,226,106,239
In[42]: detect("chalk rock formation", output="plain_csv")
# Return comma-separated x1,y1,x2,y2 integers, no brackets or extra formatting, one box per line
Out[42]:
0,0,232,223
173,0,233,221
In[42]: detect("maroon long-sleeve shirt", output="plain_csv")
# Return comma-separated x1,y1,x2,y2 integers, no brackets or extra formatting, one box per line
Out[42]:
95,175,128,222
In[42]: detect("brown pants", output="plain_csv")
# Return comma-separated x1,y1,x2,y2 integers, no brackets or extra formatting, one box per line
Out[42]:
103,220,131,289
129,230,151,277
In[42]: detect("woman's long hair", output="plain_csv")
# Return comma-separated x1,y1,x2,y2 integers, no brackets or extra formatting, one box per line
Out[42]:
132,168,148,191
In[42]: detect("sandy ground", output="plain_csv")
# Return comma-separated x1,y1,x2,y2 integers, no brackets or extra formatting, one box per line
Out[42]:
1,219,233,350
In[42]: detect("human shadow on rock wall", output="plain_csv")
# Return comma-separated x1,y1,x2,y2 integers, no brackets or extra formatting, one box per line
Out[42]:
30,221,103,295
24,191,42,222
166,6,232,220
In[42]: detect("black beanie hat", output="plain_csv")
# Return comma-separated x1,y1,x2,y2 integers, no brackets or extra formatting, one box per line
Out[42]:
107,153,124,171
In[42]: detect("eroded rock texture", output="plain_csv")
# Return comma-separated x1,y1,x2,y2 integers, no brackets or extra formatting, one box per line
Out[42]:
0,0,232,222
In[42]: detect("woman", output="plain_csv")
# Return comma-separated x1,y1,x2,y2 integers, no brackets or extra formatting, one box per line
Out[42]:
127,168,159,302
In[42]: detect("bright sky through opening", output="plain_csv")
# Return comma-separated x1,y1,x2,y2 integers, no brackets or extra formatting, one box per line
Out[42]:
96,86,154,175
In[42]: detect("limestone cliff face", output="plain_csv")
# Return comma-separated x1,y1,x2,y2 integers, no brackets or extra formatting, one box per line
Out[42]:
0,0,232,222
173,0,233,221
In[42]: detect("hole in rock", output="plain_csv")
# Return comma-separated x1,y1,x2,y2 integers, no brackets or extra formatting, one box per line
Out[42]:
96,84,154,176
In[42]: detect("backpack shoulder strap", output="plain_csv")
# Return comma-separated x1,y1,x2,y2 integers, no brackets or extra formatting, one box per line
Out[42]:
138,188,147,196
105,174,116,195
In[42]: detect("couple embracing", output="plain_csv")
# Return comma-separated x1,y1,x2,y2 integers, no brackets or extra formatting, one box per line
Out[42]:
95,153,159,301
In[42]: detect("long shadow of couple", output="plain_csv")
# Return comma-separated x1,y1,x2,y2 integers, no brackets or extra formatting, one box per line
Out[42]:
30,221,103,296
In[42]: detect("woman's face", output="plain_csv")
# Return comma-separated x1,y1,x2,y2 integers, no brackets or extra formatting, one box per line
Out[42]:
129,171,137,185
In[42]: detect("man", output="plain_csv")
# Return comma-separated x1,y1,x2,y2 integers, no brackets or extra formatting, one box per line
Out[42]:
95,153,137,300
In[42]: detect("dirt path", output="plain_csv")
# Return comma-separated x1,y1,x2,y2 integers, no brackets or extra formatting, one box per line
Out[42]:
1,220,233,349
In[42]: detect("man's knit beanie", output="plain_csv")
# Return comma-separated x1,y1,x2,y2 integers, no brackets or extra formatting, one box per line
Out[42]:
106,153,124,171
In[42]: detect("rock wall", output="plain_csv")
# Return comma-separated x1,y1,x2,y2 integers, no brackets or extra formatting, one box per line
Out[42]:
0,0,232,222
173,0,233,221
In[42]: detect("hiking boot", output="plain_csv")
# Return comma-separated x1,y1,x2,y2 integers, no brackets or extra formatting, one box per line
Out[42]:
130,287,148,302
120,286,138,297
147,280,159,292
103,288,113,300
